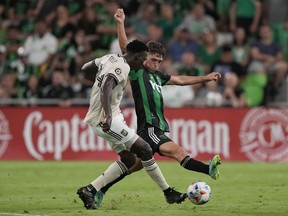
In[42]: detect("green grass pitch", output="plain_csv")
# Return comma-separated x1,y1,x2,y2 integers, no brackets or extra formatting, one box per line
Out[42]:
0,161,287,216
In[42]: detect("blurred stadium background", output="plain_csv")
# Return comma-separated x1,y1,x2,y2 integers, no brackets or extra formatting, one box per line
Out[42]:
0,1,287,161
0,1,288,215
0,0,288,107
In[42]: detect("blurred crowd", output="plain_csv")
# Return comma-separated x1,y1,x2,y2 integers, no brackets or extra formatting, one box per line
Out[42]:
0,0,288,107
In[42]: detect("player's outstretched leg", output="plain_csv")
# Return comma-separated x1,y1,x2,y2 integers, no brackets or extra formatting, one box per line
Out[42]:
208,155,221,180
131,138,187,204
77,159,130,209
77,186,97,209
94,167,130,207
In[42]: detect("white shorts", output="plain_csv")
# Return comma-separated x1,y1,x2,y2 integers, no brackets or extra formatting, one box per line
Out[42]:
89,114,139,153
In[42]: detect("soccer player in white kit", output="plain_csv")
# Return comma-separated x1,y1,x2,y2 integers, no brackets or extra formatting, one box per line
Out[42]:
77,39,186,209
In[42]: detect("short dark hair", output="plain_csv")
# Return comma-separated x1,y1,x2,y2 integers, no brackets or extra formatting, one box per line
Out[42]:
147,41,166,58
126,39,148,53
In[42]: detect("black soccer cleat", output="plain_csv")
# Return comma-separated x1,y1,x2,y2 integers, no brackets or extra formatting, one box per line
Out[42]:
164,188,188,204
77,187,97,209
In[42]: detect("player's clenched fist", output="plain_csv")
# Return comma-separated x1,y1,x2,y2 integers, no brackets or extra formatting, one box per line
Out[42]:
114,8,125,23
207,72,221,81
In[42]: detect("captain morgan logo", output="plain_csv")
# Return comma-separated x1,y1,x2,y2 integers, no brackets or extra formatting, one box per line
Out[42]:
0,111,12,158
239,108,288,162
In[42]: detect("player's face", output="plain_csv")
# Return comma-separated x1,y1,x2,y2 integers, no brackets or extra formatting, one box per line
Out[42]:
144,53,163,72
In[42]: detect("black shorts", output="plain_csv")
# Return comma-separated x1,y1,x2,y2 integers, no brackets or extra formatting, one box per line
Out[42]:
138,126,172,155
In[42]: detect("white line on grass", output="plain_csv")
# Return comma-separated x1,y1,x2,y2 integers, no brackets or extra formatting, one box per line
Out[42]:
0,213,48,216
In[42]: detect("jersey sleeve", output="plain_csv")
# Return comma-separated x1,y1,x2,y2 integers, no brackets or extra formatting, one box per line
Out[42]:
156,71,171,85
94,57,103,67
106,62,129,84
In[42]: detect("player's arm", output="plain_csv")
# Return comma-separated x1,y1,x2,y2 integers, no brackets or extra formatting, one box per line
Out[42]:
101,75,117,132
114,8,128,54
81,60,99,82
166,72,221,85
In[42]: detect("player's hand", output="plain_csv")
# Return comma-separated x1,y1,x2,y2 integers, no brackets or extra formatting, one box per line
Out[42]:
207,72,221,81
114,8,125,23
102,115,112,132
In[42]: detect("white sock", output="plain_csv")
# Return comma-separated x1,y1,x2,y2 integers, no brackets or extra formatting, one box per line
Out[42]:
142,158,169,191
91,161,128,191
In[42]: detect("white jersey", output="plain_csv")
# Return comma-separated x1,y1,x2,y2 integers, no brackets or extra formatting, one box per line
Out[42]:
84,54,130,126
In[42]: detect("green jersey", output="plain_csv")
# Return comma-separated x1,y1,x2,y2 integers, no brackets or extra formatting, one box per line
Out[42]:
234,0,256,18
129,68,171,132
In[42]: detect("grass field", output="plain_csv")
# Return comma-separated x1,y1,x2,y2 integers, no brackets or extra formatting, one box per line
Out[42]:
0,161,287,216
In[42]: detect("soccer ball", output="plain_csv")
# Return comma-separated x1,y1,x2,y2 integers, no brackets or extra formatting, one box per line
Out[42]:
187,181,211,205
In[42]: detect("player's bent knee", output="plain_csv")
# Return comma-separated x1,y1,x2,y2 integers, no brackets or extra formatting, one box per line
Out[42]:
130,138,153,161
139,144,153,160
121,155,136,169
118,150,136,168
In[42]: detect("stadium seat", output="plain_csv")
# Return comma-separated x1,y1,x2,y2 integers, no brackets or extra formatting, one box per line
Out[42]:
240,73,267,106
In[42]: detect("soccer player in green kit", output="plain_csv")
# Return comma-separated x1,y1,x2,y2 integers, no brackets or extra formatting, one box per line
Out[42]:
89,8,222,208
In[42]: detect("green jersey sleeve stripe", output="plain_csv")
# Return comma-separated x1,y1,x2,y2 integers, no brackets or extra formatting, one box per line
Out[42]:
149,74,166,131
138,69,152,124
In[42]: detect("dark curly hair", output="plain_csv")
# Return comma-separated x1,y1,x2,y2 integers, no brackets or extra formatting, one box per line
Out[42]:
126,39,148,53
147,41,166,58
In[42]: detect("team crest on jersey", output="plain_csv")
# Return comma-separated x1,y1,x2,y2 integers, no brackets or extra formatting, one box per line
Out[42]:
121,129,128,136
115,68,122,75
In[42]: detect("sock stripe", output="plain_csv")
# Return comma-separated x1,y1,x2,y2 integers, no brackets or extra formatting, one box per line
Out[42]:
116,160,128,174
142,158,156,167
142,158,169,190
148,127,160,144
180,156,190,167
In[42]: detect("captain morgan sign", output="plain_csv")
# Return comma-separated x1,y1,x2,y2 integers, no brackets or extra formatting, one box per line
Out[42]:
240,108,288,162
0,107,287,162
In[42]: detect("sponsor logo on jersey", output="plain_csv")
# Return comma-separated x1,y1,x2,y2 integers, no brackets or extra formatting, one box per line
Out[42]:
239,108,288,162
